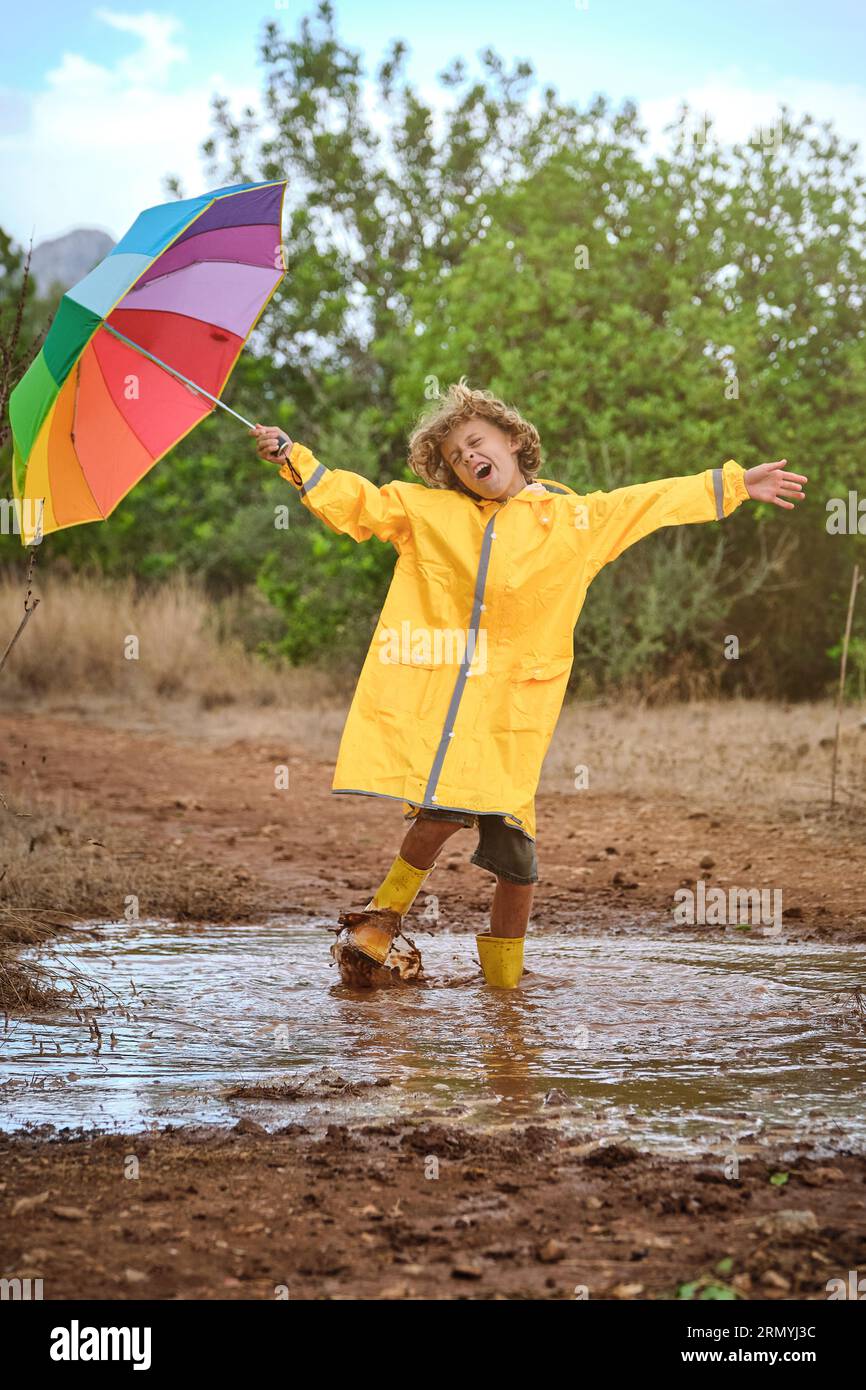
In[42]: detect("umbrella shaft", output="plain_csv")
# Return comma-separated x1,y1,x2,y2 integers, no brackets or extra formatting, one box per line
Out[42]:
102,324,254,429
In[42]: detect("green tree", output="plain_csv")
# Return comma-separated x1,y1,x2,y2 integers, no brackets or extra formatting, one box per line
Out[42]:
2,3,863,696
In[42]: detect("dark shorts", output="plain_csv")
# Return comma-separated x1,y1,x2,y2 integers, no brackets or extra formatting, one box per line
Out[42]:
404,805,538,885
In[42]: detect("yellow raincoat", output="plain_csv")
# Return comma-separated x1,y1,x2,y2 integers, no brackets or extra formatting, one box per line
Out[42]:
280,444,750,840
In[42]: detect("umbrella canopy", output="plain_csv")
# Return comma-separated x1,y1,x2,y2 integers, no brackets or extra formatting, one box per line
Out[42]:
9,180,287,545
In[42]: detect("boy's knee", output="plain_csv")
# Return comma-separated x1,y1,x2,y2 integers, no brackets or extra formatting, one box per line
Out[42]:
414,816,465,843
403,812,466,858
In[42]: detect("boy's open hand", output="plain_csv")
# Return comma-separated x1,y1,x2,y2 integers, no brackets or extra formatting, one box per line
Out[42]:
744,459,807,509
251,423,293,463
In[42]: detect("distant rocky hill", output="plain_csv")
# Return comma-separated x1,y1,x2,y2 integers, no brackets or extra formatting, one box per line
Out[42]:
30,228,115,296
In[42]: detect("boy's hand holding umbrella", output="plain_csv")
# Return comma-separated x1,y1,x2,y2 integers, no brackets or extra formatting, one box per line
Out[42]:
252,424,293,461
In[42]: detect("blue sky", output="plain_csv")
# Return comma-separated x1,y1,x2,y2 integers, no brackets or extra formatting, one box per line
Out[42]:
3,1,865,244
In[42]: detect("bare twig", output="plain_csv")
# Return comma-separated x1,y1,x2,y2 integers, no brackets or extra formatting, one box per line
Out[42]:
831,564,862,808
0,543,41,679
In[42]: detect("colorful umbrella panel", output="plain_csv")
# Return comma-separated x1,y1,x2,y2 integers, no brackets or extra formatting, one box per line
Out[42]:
9,180,287,544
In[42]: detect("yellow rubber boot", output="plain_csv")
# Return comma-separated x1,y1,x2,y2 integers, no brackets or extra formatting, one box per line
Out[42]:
368,855,432,915
476,934,525,988
348,856,433,965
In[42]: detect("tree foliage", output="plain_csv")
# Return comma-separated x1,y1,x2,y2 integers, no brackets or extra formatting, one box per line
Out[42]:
2,1,864,697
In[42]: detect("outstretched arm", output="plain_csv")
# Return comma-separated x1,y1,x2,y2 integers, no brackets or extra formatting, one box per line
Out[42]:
252,425,412,551
579,458,806,576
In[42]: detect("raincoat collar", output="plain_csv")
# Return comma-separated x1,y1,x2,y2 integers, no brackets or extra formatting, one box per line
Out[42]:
468,478,573,507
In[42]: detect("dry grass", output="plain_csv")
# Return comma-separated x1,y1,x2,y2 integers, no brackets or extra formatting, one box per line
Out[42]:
0,572,345,710
544,696,866,818
0,797,264,942
0,959,69,1013
0,777,155,936
0,903,99,1015
0,939,98,1013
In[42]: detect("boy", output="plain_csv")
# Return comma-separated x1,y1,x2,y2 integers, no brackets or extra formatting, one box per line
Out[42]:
253,382,805,987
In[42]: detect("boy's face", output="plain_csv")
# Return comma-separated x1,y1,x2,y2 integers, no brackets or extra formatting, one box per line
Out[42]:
441,416,525,500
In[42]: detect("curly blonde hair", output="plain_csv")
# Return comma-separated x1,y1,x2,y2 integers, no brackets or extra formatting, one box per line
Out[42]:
407,379,542,492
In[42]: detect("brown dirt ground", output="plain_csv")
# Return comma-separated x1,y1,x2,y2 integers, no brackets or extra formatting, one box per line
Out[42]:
1,705,865,1301
1,1126,864,1301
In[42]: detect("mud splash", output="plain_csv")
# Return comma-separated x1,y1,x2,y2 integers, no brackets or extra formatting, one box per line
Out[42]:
1,919,864,1155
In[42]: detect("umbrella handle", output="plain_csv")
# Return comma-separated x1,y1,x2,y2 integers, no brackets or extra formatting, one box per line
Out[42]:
273,432,292,459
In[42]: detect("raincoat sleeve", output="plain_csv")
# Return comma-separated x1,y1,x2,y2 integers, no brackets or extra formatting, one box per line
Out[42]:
580,459,750,576
279,442,412,552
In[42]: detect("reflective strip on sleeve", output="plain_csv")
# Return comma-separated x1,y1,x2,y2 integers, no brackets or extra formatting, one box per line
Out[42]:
712,467,725,520
299,463,327,497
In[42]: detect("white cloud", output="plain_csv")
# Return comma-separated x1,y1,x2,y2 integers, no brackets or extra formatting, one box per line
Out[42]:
0,11,260,246
94,9,187,87
641,71,866,157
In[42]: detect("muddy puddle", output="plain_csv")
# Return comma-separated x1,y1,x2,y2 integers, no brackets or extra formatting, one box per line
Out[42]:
1,920,864,1156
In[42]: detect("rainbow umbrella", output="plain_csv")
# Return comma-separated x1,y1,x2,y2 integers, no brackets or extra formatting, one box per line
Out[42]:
9,180,288,546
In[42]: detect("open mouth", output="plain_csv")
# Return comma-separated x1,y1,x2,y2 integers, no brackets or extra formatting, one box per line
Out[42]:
473,461,493,480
